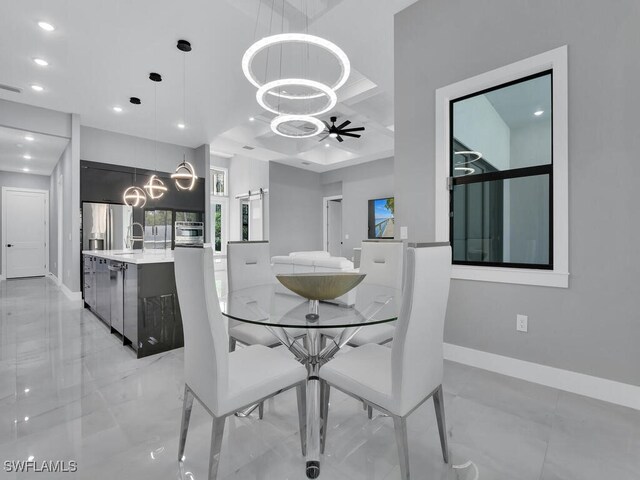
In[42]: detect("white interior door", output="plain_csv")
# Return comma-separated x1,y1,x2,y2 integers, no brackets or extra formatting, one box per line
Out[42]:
327,199,342,257
3,189,48,278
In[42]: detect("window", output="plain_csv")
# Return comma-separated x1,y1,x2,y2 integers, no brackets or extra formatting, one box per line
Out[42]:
435,46,568,287
241,201,250,241
450,71,552,269
211,167,227,196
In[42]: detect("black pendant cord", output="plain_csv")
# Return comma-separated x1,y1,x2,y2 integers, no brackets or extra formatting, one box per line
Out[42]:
154,82,158,176
182,51,186,129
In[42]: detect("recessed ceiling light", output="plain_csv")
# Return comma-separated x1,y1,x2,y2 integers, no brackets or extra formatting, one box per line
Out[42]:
249,117,255,122
33,58,49,67
24,135,34,141
112,106,123,113
534,110,544,116
24,388,30,393
177,123,186,129
23,168,30,172
23,154,32,160
30,84,44,92
38,21,55,32
28,456,34,462
325,143,330,147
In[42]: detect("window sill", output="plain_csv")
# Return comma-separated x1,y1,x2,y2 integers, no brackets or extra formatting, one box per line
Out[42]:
451,265,569,288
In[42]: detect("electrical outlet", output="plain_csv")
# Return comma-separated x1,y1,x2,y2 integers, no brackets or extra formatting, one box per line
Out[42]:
400,226,408,239
516,314,528,333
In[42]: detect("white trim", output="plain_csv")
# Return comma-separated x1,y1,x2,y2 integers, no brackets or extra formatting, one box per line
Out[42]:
322,195,343,254
57,173,63,286
444,343,640,411
435,46,569,288
48,272,61,286
60,281,82,302
2,186,50,279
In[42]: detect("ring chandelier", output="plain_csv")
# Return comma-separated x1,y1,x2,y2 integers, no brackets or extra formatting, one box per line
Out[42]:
242,32,350,138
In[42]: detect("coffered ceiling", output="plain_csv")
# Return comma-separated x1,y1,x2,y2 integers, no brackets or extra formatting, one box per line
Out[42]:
0,0,417,172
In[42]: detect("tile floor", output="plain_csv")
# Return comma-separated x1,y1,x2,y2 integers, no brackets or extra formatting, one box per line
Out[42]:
1,277,639,479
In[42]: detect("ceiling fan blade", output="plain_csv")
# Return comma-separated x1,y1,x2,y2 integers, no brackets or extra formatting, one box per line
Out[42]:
340,126,365,133
317,134,330,142
336,120,351,130
323,121,331,130
337,135,344,142
340,133,361,138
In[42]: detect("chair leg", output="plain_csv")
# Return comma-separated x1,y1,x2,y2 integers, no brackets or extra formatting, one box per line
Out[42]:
367,405,373,419
320,381,330,454
229,337,236,352
178,385,195,467
433,385,449,463
208,415,226,480
258,401,264,420
296,383,307,456
393,416,410,480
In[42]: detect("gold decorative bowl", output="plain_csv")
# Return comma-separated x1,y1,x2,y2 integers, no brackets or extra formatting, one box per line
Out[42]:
276,272,366,301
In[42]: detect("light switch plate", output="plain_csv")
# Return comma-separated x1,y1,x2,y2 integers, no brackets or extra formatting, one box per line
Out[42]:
516,314,528,332
400,226,408,239
345,234,349,240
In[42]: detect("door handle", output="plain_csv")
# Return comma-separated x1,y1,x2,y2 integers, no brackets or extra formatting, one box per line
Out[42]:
6,244,13,247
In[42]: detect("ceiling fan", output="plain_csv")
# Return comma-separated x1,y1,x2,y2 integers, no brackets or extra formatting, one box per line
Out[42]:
318,116,365,142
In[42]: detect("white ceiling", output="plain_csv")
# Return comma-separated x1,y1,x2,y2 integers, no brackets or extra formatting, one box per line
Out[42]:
0,126,68,176
0,0,417,172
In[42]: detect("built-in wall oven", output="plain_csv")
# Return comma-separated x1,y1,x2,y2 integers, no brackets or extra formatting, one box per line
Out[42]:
175,221,204,246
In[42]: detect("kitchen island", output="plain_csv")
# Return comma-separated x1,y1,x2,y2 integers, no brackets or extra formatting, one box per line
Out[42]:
82,249,183,358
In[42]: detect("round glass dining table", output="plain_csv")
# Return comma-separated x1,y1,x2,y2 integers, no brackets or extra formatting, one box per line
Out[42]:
221,282,401,479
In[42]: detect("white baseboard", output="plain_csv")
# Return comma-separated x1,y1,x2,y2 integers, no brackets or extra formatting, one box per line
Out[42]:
444,343,640,411
48,272,62,286
59,281,82,302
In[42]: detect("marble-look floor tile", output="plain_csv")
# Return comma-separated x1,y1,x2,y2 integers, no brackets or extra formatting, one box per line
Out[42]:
2,276,639,480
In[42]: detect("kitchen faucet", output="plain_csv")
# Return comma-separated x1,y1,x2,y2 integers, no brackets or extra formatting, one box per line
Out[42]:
126,222,145,250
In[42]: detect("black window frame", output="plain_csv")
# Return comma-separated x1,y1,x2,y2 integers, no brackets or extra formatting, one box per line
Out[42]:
449,69,554,270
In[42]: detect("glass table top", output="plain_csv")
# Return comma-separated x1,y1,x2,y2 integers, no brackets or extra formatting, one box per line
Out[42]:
221,283,401,329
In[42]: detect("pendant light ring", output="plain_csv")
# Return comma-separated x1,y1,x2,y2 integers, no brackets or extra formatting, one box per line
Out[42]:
171,161,198,191
270,115,325,138
256,78,337,116
123,186,147,208
144,174,168,200
242,33,351,99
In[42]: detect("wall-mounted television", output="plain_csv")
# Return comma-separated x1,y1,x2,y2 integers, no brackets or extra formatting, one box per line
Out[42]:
368,197,395,239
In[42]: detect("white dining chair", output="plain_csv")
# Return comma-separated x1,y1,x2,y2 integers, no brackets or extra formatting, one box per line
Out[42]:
226,241,287,351
174,246,307,480
319,244,452,480
347,240,404,346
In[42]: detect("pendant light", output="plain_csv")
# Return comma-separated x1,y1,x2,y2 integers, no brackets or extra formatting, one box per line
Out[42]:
171,40,198,191
242,0,350,138
172,155,197,191
144,72,168,200
123,168,147,207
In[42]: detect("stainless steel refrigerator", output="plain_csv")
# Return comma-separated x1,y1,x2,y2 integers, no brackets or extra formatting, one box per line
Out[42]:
82,202,133,251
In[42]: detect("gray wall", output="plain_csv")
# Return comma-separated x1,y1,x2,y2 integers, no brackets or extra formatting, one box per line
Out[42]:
269,162,323,256
321,157,394,256
0,171,51,274
395,0,640,385
80,126,200,177
0,99,71,138
50,142,75,288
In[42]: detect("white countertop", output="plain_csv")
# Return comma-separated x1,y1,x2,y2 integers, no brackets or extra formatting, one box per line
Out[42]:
82,249,175,264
